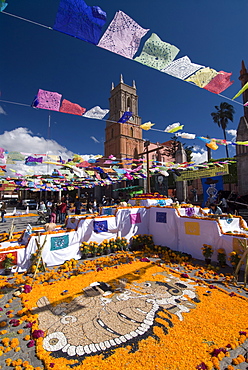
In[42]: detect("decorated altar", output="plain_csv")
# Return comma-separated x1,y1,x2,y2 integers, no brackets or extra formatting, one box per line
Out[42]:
0,199,247,272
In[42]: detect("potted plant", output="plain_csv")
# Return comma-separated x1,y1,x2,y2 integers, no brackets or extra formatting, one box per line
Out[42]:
2,253,15,275
89,241,98,257
80,242,90,259
201,244,214,265
229,251,241,274
229,251,241,268
217,248,227,267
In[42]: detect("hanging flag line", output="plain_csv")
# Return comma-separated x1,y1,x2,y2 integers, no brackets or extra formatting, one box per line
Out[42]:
1,5,246,106
2,11,53,29
185,81,244,106
0,97,246,148
0,99,31,107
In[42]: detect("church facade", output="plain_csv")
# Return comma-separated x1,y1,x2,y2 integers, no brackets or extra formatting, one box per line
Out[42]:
236,61,248,195
104,75,144,161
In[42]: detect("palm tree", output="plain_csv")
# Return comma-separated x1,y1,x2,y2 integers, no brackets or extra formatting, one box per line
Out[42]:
211,102,235,158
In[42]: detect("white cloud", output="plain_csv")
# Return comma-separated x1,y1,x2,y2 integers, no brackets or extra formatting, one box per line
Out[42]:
90,136,100,143
176,132,196,139
191,146,208,164
226,129,237,140
0,106,7,115
0,127,74,176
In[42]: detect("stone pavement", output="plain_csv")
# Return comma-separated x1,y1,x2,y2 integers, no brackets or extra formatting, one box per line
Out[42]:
0,213,64,234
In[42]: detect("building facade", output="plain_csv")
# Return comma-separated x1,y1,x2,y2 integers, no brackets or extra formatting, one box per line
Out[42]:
236,61,248,195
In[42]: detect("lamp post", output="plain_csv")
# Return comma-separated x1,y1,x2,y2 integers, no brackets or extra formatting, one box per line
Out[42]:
144,141,150,193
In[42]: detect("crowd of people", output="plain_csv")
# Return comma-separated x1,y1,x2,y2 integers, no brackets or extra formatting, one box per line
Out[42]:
36,195,127,224
1,190,246,225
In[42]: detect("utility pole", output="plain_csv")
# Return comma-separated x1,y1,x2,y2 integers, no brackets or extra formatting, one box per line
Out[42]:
138,141,164,193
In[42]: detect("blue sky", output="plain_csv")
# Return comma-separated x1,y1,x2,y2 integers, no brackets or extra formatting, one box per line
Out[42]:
1,0,247,163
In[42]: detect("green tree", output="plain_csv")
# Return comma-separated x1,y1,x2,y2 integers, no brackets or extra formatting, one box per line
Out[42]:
162,135,180,159
163,135,193,162
210,102,235,158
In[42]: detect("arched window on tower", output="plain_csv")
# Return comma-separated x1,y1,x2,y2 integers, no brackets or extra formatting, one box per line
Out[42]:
111,128,114,139
130,127,134,138
127,97,131,111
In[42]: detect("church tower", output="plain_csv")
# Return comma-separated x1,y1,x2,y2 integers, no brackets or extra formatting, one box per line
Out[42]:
236,61,248,195
104,75,143,160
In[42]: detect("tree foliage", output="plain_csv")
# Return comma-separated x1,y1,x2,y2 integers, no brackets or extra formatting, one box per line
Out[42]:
210,102,235,158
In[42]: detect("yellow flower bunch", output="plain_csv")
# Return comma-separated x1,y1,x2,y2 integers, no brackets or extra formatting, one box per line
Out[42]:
201,244,214,258
2,253,16,269
228,251,241,267
217,248,227,265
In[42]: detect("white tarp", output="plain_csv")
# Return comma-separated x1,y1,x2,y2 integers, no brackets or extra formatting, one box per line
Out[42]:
115,207,149,240
148,207,179,250
177,218,222,260
218,218,243,233
128,198,173,207
22,231,81,269
4,205,248,271
76,216,118,244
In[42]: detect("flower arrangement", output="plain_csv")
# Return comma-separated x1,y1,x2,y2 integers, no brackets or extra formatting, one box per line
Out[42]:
133,193,168,199
130,234,154,251
229,251,241,269
114,237,129,251
80,237,129,258
2,253,15,270
217,248,227,266
201,244,214,259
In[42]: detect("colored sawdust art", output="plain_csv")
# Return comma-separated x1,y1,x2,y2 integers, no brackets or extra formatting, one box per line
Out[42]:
27,261,248,369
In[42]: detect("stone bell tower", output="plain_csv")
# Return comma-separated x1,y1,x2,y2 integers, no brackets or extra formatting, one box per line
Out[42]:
104,75,143,160
236,61,248,195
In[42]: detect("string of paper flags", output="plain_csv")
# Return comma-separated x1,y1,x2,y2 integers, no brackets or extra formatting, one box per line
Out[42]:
0,148,237,191
1,92,248,152
1,0,248,105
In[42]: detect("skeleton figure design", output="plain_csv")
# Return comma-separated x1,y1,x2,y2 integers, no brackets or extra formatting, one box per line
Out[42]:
36,272,199,359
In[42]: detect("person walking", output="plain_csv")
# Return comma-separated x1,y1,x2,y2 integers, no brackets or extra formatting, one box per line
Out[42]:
0,202,7,223
60,201,67,223
50,203,57,224
56,201,62,223
219,197,228,213
74,197,82,215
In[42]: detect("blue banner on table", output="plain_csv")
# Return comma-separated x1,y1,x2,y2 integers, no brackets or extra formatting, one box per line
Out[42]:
201,176,223,207
102,207,113,216
156,199,166,206
156,212,167,223
94,220,108,233
51,234,69,251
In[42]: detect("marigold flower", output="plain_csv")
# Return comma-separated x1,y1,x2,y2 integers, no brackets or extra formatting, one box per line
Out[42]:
32,330,44,339
27,340,35,348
